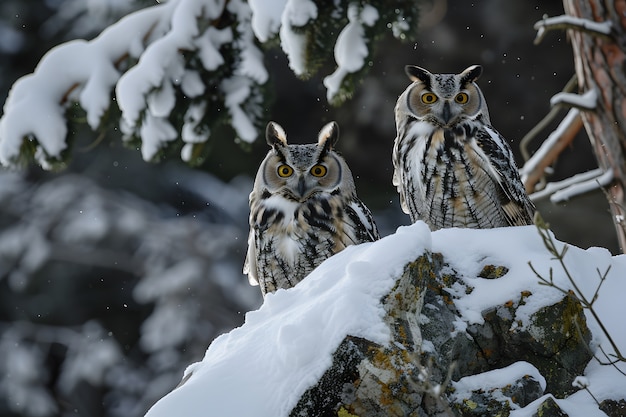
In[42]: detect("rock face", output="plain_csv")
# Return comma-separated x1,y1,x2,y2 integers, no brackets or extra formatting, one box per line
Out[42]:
291,254,433,416
290,250,593,416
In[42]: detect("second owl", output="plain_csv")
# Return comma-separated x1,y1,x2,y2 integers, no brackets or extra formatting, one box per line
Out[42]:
392,64,535,230
245,121,380,296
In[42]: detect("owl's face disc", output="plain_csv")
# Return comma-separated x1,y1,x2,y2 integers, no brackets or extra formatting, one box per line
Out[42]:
405,74,484,128
261,144,344,202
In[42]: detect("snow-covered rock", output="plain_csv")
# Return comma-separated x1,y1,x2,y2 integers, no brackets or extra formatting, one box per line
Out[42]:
144,224,626,417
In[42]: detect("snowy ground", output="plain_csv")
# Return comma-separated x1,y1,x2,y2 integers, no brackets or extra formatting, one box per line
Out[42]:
143,222,626,417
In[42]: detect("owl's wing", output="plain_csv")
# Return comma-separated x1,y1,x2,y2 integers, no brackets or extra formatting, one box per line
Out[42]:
391,138,411,216
347,198,381,242
475,125,536,226
243,229,259,286
392,169,410,215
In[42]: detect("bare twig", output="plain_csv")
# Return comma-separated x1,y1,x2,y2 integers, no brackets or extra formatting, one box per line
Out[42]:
590,266,611,304
60,83,82,105
529,213,626,368
600,186,626,242
78,130,108,152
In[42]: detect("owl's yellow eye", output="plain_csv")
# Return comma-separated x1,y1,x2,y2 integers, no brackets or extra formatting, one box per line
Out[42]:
421,92,438,104
277,164,293,177
455,92,469,104
310,164,327,177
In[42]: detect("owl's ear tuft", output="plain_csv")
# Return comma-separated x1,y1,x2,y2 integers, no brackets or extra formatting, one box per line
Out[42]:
266,122,288,147
405,65,432,85
459,65,482,85
318,121,339,152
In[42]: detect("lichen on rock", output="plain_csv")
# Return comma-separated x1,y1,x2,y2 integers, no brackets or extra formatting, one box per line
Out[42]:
290,253,434,416
291,247,594,416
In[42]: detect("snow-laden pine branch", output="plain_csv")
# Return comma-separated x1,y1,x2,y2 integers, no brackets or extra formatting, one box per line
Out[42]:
0,0,418,169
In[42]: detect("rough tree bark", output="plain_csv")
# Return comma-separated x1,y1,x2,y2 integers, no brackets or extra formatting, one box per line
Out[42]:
563,0,626,252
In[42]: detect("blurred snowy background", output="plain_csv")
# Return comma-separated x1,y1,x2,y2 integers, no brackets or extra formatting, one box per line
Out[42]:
0,0,619,416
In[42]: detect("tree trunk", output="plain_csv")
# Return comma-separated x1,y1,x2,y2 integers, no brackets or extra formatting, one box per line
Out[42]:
563,0,626,252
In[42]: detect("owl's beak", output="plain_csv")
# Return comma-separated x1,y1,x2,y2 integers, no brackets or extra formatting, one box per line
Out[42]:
442,101,452,124
297,176,307,198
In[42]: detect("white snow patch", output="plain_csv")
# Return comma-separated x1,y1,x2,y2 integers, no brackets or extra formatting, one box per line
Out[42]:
181,102,210,154
431,226,565,327
180,70,205,98
139,114,177,161
195,26,232,72
323,4,379,102
147,80,176,118
221,76,258,142
572,376,589,389
249,0,287,42
452,361,546,403
279,0,317,75
229,0,269,84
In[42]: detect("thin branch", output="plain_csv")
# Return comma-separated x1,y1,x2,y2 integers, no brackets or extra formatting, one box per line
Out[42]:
534,15,613,45
60,83,81,105
520,75,578,162
591,266,611,304
521,109,584,193
529,168,604,202
550,169,614,203
597,344,626,375
78,130,107,152
599,185,626,240
530,213,626,366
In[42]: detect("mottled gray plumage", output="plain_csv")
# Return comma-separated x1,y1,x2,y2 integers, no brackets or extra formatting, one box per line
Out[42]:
244,121,380,296
392,65,535,229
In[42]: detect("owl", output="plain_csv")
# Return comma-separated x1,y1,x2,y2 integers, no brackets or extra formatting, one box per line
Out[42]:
392,64,535,230
244,121,380,296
